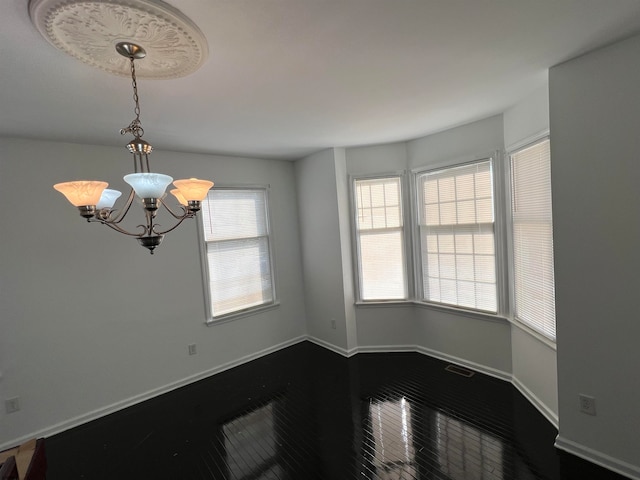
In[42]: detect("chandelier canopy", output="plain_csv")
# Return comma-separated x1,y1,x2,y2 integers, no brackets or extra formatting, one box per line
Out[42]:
54,42,213,254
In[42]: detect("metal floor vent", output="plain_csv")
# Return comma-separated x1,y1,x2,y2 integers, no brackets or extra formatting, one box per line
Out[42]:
445,364,475,378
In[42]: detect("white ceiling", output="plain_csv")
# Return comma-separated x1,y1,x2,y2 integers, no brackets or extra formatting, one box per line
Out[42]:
3,0,640,160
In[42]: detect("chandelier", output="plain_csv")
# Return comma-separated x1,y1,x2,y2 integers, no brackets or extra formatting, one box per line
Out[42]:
53,42,213,254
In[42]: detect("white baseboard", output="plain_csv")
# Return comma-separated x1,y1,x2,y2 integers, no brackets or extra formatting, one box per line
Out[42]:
355,343,511,381
355,344,417,354
324,342,513,388
414,345,512,382
309,342,554,428
0,335,307,451
555,435,640,480
512,375,559,428
305,335,357,357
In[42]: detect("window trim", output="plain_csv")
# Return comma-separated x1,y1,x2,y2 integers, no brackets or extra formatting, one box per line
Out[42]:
198,184,278,325
505,134,556,343
411,152,507,315
349,171,412,303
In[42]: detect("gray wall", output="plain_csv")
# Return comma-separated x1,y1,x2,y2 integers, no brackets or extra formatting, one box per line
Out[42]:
503,86,559,424
295,148,354,353
0,138,307,448
407,115,503,167
551,34,640,477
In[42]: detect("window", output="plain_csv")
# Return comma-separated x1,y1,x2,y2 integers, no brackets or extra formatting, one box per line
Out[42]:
510,139,556,339
416,160,497,312
201,187,275,319
353,176,407,301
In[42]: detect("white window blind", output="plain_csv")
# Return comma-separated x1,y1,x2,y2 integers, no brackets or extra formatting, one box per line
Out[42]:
201,188,274,318
510,139,556,339
354,176,407,300
417,160,497,312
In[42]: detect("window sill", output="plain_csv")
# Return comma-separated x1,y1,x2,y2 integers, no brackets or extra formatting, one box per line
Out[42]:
412,301,509,325
356,299,509,324
205,301,281,326
355,300,414,308
508,318,557,350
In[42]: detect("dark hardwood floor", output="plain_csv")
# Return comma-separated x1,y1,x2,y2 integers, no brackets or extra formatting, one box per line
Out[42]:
46,342,626,479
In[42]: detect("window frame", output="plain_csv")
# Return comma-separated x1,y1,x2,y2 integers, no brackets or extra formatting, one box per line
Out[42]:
350,172,412,304
505,135,556,345
411,154,507,315
198,185,279,325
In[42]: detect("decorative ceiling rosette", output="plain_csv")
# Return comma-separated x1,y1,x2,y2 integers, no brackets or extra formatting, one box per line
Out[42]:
29,0,208,79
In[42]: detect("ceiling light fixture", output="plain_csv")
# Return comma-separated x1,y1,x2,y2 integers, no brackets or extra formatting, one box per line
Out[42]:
54,42,213,254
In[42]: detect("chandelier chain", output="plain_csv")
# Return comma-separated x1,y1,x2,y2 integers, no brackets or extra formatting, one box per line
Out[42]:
120,56,144,138
130,56,141,122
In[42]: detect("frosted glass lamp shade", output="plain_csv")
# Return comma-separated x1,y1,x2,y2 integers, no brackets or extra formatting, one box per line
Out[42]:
96,189,122,209
170,188,188,206
54,181,108,207
173,178,214,201
124,173,173,199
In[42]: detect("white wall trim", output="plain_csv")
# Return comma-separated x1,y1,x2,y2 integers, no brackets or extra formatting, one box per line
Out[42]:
351,342,513,384
355,344,417,354
414,345,512,382
0,335,308,451
555,435,640,480
512,375,558,428
311,341,561,432
510,318,557,350
305,335,357,357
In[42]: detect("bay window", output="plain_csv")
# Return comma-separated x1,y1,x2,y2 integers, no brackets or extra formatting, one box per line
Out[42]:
350,142,556,343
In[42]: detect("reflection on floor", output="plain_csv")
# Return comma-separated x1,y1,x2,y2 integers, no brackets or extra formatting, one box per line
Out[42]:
46,342,627,479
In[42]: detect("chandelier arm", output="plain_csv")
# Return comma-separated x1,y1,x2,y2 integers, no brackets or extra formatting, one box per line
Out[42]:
106,189,137,225
161,201,190,219
100,220,148,237
153,214,195,236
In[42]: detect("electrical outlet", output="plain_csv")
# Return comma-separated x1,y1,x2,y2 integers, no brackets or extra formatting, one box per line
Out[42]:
5,397,20,414
331,319,336,330
188,344,197,355
579,394,596,416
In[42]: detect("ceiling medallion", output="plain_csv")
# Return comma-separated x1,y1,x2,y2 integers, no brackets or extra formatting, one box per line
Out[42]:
29,0,208,79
